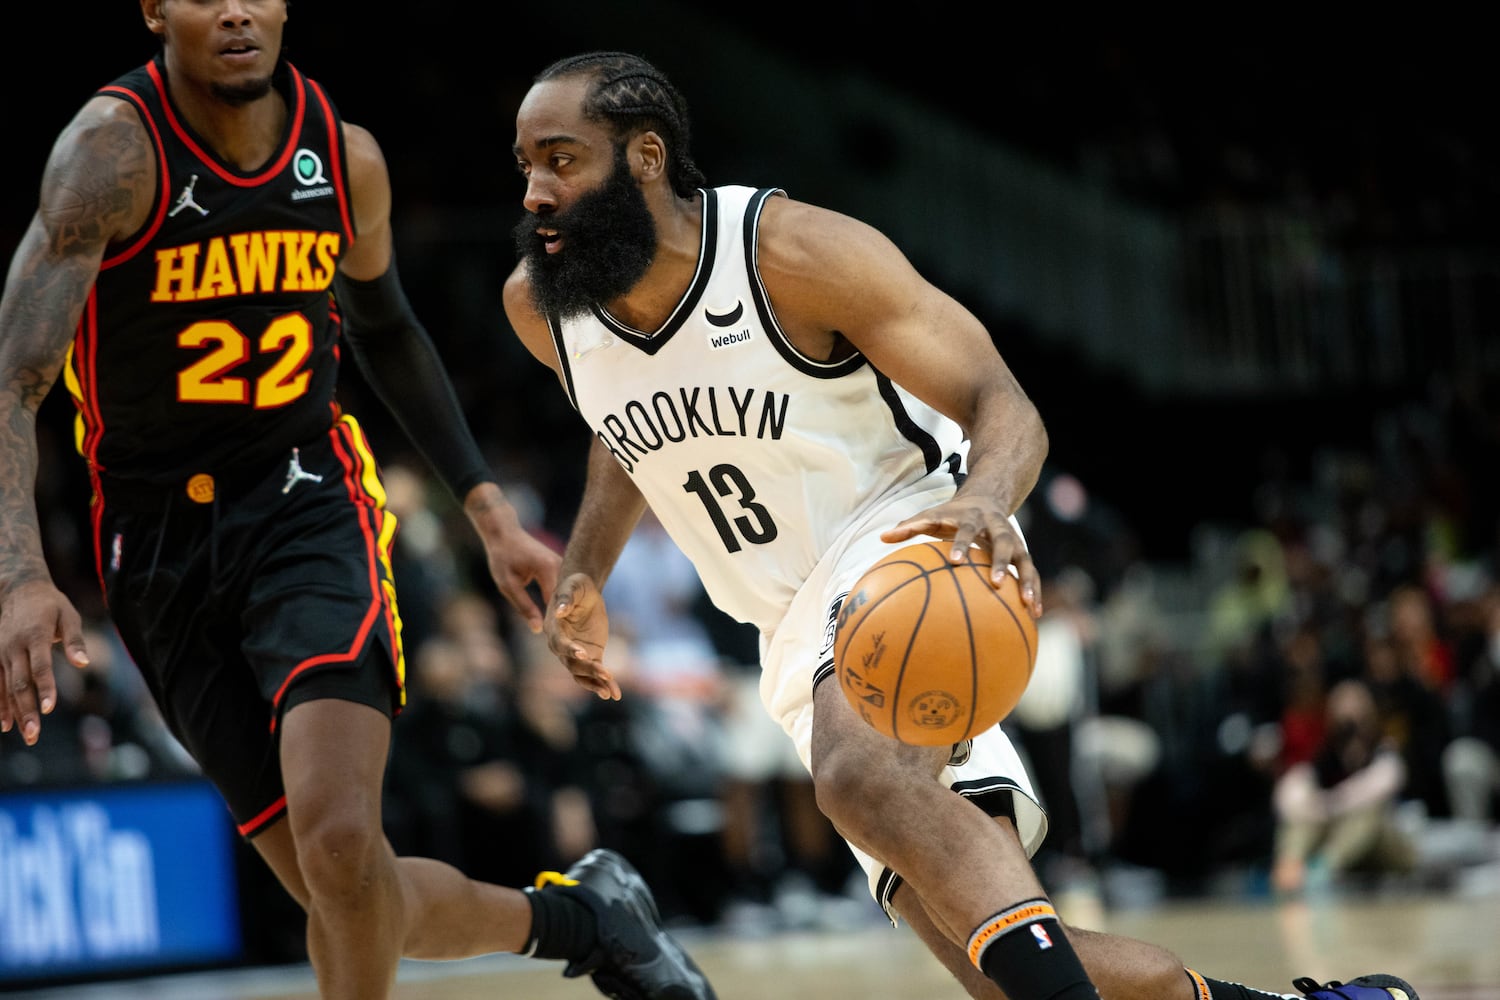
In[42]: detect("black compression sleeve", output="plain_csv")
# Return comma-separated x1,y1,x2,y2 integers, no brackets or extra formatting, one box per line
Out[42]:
333,263,492,502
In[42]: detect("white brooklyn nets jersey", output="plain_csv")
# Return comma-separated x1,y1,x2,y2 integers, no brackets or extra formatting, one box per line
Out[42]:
548,185,969,632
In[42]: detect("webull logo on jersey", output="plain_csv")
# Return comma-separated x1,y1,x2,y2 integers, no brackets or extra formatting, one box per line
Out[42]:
703,300,753,350
150,230,342,302
595,385,789,473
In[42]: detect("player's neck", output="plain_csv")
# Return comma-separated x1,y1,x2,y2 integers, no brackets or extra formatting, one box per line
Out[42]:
166,78,289,173
606,194,703,331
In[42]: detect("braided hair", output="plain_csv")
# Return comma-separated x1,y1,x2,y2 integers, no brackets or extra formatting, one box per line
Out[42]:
535,51,707,198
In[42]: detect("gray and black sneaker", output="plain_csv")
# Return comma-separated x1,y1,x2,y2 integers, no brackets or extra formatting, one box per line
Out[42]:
533,849,717,1000
1293,974,1420,1000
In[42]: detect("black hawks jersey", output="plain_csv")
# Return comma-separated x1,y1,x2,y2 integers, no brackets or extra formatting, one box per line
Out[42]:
64,55,355,484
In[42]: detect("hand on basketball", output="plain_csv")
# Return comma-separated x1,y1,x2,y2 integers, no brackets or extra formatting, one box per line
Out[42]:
0,580,89,745
546,572,622,700
881,499,1043,617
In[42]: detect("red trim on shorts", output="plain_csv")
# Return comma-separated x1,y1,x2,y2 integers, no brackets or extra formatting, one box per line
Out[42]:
237,795,287,838
89,470,107,601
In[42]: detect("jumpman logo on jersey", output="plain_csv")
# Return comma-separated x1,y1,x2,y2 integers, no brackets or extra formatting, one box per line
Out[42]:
169,174,209,217
281,448,324,494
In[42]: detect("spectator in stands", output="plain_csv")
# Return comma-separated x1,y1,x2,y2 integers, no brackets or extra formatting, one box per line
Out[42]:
1364,613,1454,820
1388,582,1458,696
1444,584,1500,824
1271,678,1416,895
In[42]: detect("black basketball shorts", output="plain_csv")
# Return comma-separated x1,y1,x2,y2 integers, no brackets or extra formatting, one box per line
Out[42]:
93,414,407,838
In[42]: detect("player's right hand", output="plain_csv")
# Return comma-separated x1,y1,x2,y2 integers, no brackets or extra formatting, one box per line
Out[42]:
546,572,621,701
0,580,88,746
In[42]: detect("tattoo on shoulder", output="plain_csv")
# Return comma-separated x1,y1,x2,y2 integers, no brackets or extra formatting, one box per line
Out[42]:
40,116,153,253
1,119,150,412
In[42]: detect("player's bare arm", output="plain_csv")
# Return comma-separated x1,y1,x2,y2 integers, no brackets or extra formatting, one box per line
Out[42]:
755,197,1047,607
341,127,560,629
0,98,154,742
335,123,395,281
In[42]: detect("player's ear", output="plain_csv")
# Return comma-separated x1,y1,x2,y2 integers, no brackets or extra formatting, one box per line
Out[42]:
141,0,165,34
632,131,666,183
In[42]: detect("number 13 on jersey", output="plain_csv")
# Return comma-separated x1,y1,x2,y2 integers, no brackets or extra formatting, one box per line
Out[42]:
683,463,778,553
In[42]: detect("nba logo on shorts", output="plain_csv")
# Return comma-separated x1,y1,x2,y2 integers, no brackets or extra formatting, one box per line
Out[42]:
1031,924,1053,950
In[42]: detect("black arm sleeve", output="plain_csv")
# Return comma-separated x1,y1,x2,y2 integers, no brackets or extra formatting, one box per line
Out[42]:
333,262,492,502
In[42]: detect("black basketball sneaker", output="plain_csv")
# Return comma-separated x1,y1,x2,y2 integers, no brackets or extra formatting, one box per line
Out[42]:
531,849,717,1000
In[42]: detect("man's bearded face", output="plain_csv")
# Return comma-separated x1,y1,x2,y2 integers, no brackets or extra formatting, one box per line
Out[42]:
513,145,658,320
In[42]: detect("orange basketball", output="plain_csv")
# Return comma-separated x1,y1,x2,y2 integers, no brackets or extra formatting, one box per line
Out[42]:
834,541,1038,746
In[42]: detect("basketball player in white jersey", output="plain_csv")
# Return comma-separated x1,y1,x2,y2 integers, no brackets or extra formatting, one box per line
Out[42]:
503,50,1421,1000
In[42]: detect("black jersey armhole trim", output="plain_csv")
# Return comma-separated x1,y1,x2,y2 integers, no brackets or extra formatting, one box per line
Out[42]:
545,312,580,412
96,81,167,268
745,187,866,380
875,370,945,475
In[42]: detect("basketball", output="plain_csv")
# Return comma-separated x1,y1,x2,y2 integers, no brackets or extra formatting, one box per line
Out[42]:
834,541,1038,746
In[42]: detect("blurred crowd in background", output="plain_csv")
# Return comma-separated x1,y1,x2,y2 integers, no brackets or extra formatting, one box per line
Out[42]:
14,372,1500,955
5,25,1500,969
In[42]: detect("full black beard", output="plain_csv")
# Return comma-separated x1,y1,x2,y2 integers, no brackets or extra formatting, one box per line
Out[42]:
512,148,657,321
211,75,275,107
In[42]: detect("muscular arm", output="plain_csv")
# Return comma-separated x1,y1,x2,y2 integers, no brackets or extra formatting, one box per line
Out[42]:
0,97,154,740
757,196,1048,516
756,196,1049,606
338,125,560,628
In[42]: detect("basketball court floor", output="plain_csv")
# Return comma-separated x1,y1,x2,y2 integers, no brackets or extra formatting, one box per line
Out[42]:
12,888,1498,999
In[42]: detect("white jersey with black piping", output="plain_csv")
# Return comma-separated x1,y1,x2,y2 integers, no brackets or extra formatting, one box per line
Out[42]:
548,185,968,632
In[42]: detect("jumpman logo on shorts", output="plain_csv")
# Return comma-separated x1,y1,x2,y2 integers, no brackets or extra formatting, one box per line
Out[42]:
282,448,324,494
169,174,209,217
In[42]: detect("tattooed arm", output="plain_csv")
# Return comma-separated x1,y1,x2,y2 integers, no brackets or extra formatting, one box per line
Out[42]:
0,96,155,745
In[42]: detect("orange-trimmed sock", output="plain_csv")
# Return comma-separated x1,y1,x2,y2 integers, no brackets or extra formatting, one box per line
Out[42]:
1186,968,1297,999
969,899,1100,1000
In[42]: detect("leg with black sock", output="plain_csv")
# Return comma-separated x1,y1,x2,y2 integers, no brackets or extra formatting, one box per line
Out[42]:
971,900,1100,1000
521,883,598,961
1186,969,1297,999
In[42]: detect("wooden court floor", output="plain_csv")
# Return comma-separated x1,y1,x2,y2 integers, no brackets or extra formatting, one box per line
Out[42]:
14,889,1499,999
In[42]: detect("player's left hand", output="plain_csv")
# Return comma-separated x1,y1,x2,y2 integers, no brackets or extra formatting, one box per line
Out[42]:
464,483,561,634
546,573,621,700
480,528,562,635
881,497,1043,617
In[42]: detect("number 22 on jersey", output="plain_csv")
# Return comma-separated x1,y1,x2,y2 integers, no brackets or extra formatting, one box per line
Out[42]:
176,311,312,408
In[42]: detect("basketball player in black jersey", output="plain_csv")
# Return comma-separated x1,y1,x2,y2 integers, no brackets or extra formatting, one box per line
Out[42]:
503,50,1420,1000
0,6,714,1000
